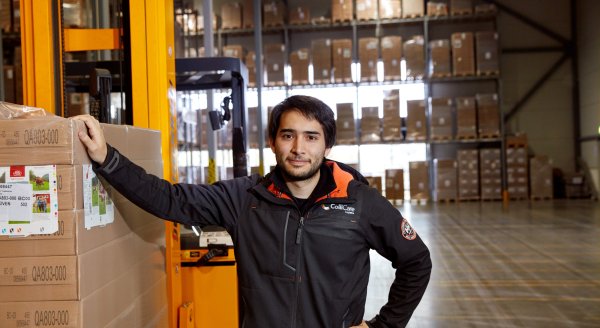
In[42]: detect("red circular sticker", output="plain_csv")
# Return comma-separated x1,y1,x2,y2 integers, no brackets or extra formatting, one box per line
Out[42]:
401,219,417,240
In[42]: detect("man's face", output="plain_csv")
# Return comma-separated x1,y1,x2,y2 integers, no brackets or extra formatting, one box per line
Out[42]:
270,109,331,182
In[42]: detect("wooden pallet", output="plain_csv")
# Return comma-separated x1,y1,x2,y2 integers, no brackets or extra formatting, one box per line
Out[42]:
531,196,553,201
436,198,457,204
481,197,502,201
451,9,473,16
477,70,500,77
428,13,449,18
331,17,351,24
456,134,477,140
431,135,454,141
403,13,424,19
509,196,529,201
430,72,452,79
221,25,243,30
263,22,284,28
384,75,402,81
506,141,527,148
459,197,480,202
479,133,500,139
380,16,402,21
453,71,476,78
410,198,429,205
357,17,378,22
387,199,404,206
291,79,310,86
334,78,353,84
360,77,378,83
313,78,331,85
266,81,286,87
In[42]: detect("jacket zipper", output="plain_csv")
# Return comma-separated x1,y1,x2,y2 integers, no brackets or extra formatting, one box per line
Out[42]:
290,215,305,328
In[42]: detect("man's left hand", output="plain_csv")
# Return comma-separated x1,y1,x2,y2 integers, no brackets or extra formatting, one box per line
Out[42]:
350,321,369,328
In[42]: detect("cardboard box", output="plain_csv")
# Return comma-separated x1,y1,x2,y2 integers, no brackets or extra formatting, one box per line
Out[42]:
360,107,381,143
365,176,382,195
403,0,424,17
475,31,499,75
385,169,404,201
406,100,426,140
263,1,285,27
476,93,500,137
430,97,454,139
456,97,477,139
382,90,402,142
530,156,553,199
0,117,90,166
332,39,353,83
356,0,378,20
312,39,332,83
2,66,16,103
409,161,429,200
379,0,402,19
479,148,501,200
242,0,254,28
429,39,451,77
404,36,425,80
222,45,245,60
457,149,479,200
247,107,260,148
290,48,310,85
221,2,242,29
427,1,448,16
434,159,457,201
452,32,475,76
336,103,356,144
264,43,286,86
381,36,402,81
450,0,472,15
359,38,379,82
289,6,310,25
332,0,353,22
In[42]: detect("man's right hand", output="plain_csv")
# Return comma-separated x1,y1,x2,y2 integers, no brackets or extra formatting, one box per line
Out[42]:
71,115,108,164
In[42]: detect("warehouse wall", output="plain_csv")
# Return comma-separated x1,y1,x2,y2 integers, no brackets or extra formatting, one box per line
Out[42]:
577,0,600,193
498,0,575,174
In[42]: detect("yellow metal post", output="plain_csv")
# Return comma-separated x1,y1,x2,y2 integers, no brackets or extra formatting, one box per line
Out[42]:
19,0,61,113
128,1,181,327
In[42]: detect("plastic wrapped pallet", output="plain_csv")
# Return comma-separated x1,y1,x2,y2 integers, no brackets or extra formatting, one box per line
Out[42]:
404,36,425,80
403,0,424,18
332,0,353,22
475,31,499,76
221,2,242,29
356,0,378,20
381,36,402,81
290,48,310,85
451,32,475,76
379,0,402,19
264,43,286,86
359,37,379,82
430,97,454,140
406,99,426,140
429,39,451,78
455,97,477,139
332,39,353,83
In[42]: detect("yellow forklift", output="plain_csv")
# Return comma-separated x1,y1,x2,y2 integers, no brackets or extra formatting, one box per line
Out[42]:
19,1,245,326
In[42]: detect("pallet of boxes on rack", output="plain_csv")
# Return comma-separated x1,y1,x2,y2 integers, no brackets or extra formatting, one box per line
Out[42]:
506,133,529,200
0,107,167,327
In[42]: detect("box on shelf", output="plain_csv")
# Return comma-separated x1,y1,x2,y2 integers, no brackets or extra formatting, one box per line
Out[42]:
359,37,379,82
332,0,353,22
263,1,286,27
264,43,286,86
379,0,402,19
475,31,499,76
365,176,382,195
360,107,381,143
381,36,402,81
242,0,254,28
312,39,332,84
332,39,353,83
222,45,245,60
409,161,429,200
476,93,500,138
336,103,356,144
430,97,454,140
221,2,242,29
403,0,424,18
429,39,451,78
385,169,404,203
406,99,426,141
450,0,472,16
382,90,402,142
434,159,457,201
289,6,310,25
451,32,475,76
456,97,477,139
404,36,425,80
290,48,310,85
356,0,378,21
530,156,553,199
427,1,448,16
457,149,479,200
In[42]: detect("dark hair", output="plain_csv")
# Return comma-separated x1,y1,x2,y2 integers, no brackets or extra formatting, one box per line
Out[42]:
268,95,336,148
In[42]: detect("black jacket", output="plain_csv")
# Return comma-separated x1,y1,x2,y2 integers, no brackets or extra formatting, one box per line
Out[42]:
96,145,432,328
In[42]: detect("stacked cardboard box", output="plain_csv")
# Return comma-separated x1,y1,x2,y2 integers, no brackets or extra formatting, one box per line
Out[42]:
312,39,332,84
430,98,454,140
359,38,379,82
263,1,286,27
221,2,242,29
403,0,424,18
336,103,356,144
365,176,383,195
381,36,402,81
404,36,425,80
475,3,496,14
530,156,553,199
434,159,457,201
429,39,451,78
451,32,475,76
2,66,16,103
475,31,499,76
332,0,353,22
506,147,528,199
264,43,286,86
289,6,310,25
450,0,472,15
406,99,426,141
457,149,479,200
427,2,448,16
356,0,378,20
379,0,402,19
332,39,353,83
0,116,167,327
242,0,254,28
382,90,402,142
385,169,404,203
360,106,381,143
222,44,245,60
476,93,500,137
409,161,429,200
455,97,477,139
290,48,310,85
245,51,260,87
1,0,12,32
480,148,501,200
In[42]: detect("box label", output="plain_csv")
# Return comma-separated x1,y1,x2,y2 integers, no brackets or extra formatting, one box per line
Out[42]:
0,165,58,236
83,164,114,229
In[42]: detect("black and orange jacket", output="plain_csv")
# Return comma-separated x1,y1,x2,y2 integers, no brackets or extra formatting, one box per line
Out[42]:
96,145,432,328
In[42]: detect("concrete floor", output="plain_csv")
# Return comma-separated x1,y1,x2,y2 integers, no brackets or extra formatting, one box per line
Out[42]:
364,200,600,327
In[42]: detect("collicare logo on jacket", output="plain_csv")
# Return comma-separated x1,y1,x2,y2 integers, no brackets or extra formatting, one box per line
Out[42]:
401,218,417,240
321,203,356,215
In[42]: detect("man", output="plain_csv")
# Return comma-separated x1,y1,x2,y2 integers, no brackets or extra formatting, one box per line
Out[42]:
74,95,431,328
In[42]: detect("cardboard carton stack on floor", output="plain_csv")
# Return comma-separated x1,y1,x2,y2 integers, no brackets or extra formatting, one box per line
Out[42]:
530,156,553,199
506,146,528,200
457,149,479,200
479,148,502,200
0,114,167,327
433,159,457,201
